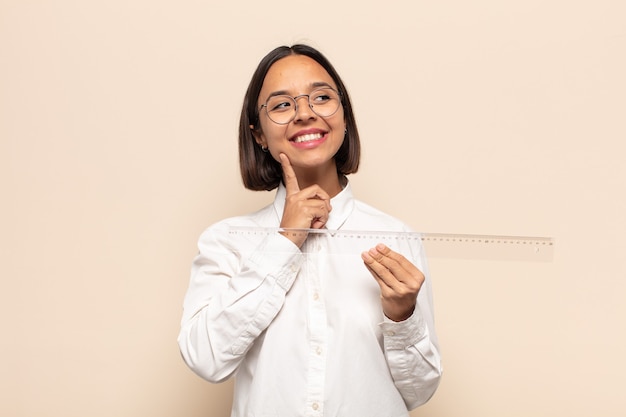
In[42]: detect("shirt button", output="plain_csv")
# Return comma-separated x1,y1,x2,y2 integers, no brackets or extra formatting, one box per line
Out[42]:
312,403,319,410
385,330,396,336
315,346,322,355
290,264,297,273
313,292,320,301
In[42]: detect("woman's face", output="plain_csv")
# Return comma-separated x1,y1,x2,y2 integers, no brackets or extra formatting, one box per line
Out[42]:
253,54,346,174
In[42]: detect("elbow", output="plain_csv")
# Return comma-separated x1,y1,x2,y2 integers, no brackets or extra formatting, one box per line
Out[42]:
405,367,443,410
177,327,236,384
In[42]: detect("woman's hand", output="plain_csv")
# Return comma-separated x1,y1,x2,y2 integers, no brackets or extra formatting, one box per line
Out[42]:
279,153,332,247
361,243,424,322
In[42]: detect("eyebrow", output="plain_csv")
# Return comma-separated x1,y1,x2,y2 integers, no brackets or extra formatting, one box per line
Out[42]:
265,81,335,100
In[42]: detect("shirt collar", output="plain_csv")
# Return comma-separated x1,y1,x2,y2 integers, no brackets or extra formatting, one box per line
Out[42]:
273,179,355,230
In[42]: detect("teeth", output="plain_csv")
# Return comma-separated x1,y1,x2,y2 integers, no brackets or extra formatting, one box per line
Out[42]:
293,133,323,143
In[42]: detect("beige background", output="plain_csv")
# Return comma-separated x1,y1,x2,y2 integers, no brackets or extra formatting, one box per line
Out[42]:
1,1,625,416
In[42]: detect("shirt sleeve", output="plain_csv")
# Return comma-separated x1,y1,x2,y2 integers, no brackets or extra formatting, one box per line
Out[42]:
177,225,304,383
379,240,443,409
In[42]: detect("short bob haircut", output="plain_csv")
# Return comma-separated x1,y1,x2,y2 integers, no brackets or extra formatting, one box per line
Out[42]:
239,44,361,191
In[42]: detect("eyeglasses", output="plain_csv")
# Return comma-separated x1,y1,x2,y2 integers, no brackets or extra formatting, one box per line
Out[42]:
260,87,341,125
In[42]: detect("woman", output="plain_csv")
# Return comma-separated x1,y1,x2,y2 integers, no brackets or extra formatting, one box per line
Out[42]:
178,44,442,417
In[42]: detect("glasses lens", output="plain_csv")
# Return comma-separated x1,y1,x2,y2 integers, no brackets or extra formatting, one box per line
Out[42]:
309,88,340,117
264,88,341,124
265,96,297,124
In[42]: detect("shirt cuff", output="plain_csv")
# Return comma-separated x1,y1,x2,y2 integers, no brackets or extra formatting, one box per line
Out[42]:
245,233,304,291
379,310,427,350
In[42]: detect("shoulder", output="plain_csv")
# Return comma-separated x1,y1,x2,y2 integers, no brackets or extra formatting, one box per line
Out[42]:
348,199,428,266
207,202,277,230
196,203,277,248
347,199,414,232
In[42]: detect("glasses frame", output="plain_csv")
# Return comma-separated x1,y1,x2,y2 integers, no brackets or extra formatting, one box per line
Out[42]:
260,87,342,125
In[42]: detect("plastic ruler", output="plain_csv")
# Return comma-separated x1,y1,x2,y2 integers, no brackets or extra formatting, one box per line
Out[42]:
226,227,554,262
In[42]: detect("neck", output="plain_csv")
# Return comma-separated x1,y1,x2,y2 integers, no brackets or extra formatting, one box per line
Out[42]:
293,164,343,198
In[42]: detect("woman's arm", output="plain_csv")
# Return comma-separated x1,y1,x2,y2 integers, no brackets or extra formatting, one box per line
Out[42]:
177,227,303,382
363,241,443,409
380,300,443,409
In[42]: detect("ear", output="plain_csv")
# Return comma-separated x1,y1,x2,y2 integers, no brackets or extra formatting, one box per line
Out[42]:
250,124,266,148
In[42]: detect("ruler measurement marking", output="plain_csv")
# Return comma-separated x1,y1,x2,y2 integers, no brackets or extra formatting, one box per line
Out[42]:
226,227,554,261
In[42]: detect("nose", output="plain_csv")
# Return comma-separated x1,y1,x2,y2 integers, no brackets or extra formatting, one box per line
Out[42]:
293,94,316,122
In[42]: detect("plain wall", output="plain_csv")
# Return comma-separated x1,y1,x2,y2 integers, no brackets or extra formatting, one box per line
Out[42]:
1,1,624,416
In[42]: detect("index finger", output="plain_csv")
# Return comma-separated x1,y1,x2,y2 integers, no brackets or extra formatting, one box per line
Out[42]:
279,153,300,195
371,244,424,278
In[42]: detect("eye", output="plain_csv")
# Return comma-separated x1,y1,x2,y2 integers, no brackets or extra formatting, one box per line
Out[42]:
268,96,294,112
312,93,331,103
311,88,338,105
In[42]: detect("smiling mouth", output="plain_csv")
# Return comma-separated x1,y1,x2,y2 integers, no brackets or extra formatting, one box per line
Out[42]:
292,132,325,143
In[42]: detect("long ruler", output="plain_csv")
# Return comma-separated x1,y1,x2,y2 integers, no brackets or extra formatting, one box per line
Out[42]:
226,227,554,262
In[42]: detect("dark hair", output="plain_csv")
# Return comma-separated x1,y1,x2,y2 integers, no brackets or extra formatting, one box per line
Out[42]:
239,44,361,191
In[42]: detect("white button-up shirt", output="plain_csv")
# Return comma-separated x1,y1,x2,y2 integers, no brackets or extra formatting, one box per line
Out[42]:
178,182,442,417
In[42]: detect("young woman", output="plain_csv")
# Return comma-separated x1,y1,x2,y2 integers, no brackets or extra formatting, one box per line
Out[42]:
178,44,442,417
